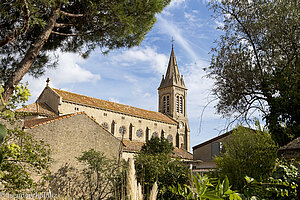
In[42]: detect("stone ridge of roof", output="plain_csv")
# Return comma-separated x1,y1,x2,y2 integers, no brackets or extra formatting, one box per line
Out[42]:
24,112,85,129
51,88,177,125
16,102,57,117
279,137,300,151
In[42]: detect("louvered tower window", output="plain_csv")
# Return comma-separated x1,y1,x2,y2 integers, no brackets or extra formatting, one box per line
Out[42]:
163,96,166,113
180,96,183,113
166,95,170,113
176,96,179,112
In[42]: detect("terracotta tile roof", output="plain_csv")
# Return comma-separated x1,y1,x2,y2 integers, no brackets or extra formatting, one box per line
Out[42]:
173,147,193,160
16,102,57,117
122,140,193,160
24,112,123,145
51,88,177,125
24,112,83,128
279,137,300,151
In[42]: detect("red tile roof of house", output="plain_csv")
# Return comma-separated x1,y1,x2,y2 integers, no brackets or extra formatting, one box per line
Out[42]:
24,112,84,128
16,102,57,117
51,88,177,125
122,140,193,160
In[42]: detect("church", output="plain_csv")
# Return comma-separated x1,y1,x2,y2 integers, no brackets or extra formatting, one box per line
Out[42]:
19,46,192,161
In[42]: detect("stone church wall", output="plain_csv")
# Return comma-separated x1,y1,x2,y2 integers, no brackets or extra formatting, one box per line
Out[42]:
59,101,178,144
38,87,61,115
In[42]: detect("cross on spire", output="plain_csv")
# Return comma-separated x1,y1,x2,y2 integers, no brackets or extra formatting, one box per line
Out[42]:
171,37,175,48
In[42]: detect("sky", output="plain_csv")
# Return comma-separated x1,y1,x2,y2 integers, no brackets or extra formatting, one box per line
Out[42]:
23,0,236,151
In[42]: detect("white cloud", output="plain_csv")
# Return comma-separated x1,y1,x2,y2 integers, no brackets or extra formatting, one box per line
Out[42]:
168,0,186,8
112,46,168,74
184,12,197,22
157,16,199,61
23,52,100,102
215,20,224,29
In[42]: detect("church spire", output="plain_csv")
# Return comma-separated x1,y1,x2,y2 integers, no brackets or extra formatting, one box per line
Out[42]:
158,45,186,89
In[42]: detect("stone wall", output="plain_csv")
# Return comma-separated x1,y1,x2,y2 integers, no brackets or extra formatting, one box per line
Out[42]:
26,113,122,173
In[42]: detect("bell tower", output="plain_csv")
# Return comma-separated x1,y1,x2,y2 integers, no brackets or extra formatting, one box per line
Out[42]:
158,45,190,151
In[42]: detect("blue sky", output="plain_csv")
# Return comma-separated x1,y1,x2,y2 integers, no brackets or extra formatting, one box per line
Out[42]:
24,0,235,151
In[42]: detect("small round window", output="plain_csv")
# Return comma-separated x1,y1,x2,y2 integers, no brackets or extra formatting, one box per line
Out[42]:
101,122,108,129
152,132,158,138
136,129,143,138
119,126,126,135
167,135,173,143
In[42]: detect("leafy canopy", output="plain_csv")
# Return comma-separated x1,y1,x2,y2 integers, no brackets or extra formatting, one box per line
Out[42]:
213,124,278,191
0,0,171,101
0,85,51,193
207,0,300,146
135,136,189,199
140,136,174,155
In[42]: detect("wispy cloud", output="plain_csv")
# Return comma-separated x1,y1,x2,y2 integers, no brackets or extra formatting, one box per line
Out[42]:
157,16,199,61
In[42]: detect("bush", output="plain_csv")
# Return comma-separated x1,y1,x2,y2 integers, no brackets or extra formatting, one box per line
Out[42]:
213,123,278,190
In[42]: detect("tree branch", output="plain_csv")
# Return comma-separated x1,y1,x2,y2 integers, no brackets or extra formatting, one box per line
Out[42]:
2,5,61,102
0,0,30,47
60,10,84,17
54,23,73,28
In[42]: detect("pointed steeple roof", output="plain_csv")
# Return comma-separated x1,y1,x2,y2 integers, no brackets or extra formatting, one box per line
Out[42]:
158,45,186,90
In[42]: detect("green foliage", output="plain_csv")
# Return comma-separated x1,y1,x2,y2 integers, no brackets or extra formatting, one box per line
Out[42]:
0,0,171,97
135,135,190,199
171,174,241,200
141,136,174,155
135,153,190,199
0,84,51,193
207,0,300,146
76,149,122,200
213,124,278,191
0,127,52,192
243,159,299,199
0,124,7,146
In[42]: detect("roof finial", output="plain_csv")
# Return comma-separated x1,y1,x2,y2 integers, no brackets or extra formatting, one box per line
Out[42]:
46,78,50,87
171,37,175,49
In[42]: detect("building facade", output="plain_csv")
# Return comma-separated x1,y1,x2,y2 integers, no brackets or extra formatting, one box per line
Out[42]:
19,46,191,152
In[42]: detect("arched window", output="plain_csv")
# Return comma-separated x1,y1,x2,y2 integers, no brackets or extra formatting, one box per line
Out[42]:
163,96,166,113
176,96,179,112
111,121,115,135
146,127,150,142
166,95,170,113
129,124,133,141
180,96,183,113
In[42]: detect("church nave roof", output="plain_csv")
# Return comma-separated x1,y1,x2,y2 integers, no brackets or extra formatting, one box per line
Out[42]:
51,88,177,125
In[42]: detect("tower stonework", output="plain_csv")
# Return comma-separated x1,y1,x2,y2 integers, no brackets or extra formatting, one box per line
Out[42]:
158,46,190,151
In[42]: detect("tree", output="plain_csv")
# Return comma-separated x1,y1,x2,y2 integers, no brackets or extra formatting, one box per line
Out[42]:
0,0,171,102
76,149,121,200
0,85,51,193
213,124,278,191
207,0,300,146
50,149,122,199
140,136,174,155
135,137,190,199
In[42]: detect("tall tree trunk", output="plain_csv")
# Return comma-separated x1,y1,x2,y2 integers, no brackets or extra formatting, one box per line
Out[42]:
2,6,61,103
